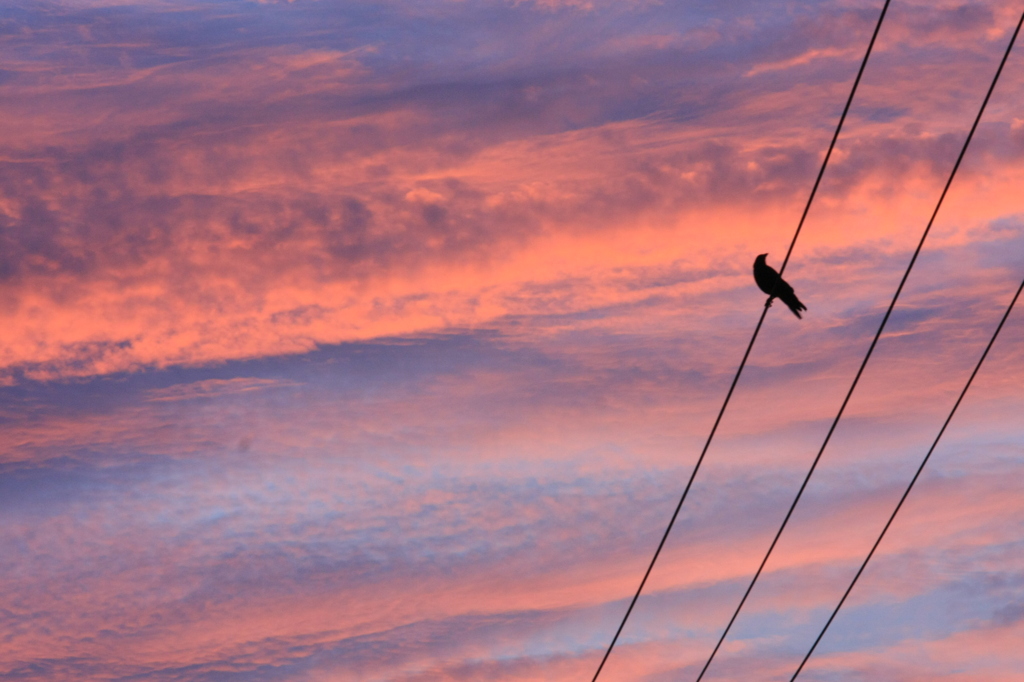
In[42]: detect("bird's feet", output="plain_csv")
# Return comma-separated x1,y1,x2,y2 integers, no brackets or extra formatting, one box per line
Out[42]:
764,297,774,309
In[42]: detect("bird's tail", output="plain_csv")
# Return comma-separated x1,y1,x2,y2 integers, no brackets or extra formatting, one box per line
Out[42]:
783,294,806,319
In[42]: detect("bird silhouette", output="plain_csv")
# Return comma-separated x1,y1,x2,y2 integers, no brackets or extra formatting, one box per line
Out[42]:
753,253,806,319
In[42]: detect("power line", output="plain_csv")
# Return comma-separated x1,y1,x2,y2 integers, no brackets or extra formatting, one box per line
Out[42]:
789,272,1024,680
588,2,893,679
691,9,1024,681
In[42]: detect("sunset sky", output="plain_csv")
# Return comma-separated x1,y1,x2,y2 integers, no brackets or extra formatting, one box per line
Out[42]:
1,0,1024,680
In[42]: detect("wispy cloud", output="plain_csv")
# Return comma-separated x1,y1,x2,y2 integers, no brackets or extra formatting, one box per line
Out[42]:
144,377,299,402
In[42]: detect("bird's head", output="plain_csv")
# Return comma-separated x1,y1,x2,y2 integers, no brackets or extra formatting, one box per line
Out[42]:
755,253,768,264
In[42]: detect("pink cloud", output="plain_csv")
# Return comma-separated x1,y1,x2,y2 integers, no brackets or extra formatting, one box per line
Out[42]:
0,0,1021,379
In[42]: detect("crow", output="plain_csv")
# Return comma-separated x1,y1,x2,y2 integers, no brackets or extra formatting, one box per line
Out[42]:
753,253,806,319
